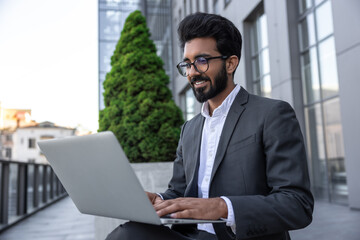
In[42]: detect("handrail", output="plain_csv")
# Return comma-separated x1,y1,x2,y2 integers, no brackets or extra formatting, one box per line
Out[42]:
0,159,66,233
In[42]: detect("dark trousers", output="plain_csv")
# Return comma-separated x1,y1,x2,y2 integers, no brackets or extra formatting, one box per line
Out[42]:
105,222,218,240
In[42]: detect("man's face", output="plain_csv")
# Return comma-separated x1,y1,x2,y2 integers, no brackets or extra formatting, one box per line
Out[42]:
183,37,228,103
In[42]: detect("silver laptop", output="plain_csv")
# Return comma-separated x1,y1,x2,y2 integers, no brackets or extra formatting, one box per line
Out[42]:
38,131,225,225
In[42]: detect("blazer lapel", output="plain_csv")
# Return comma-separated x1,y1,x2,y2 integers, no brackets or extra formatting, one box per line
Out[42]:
184,115,205,197
210,88,249,183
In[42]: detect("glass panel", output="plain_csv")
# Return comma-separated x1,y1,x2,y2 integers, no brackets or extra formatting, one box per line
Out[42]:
260,48,270,75
252,57,260,80
304,104,328,200
250,22,258,55
261,74,272,98
38,166,43,206
99,11,122,41
299,13,316,50
316,0,334,41
319,37,339,99
27,165,34,212
323,98,347,204
299,0,312,14
315,0,325,5
185,88,195,120
8,163,17,223
301,47,320,104
253,81,261,96
259,14,268,49
99,42,117,73
47,167,51,201
0,164,2,202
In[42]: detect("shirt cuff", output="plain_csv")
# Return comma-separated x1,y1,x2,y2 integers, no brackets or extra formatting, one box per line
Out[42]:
220,196,236,234
156,193,164,200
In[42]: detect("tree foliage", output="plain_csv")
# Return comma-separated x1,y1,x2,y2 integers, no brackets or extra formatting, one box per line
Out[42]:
99,10,184,163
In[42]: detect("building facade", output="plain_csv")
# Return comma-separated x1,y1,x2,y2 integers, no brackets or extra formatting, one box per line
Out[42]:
98,0,173,110
12,122,75,164
170,0,360,209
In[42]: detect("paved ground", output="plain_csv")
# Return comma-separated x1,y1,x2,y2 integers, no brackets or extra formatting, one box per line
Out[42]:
0,197,95,240
0,197,359,240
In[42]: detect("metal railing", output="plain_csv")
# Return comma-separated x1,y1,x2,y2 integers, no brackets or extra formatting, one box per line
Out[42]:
0,159,66,233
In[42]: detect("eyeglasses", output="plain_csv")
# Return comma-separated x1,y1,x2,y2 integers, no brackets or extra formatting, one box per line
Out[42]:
176,56,228,77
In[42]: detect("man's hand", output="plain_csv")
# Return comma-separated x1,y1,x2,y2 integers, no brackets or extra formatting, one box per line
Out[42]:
154,197,228,220
146,191,163,205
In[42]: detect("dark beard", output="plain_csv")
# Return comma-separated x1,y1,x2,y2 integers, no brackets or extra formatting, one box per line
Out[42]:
190,63,228,103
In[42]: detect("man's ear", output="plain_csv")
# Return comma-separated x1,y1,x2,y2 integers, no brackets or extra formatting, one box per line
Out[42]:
226,55,239,75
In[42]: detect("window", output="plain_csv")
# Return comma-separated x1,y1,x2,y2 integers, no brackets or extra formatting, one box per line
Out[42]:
181,87,196,121
248,8,272,98
203,0,208,12
28,138,36,149
5,148,11,159
298,0,346,204
213,0,219,14
224,0,231,7
28,159,36,163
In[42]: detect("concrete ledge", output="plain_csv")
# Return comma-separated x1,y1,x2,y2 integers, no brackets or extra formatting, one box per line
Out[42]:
94,162,173,240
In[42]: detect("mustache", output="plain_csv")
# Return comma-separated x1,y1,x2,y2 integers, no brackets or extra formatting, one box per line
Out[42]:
190,76,211,84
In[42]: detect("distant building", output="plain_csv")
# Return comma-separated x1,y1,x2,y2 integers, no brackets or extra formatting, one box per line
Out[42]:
0,105,36,160
12,121,75,164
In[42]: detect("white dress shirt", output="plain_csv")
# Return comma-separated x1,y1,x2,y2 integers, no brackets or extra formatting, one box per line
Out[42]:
197,84,240,235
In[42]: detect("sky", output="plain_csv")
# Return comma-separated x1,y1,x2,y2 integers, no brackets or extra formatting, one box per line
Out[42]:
0,0,99,132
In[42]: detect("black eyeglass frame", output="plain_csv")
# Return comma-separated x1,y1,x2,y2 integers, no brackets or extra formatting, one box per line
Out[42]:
176,55,228,77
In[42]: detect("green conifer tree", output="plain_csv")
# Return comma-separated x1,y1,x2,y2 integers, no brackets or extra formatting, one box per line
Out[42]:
99,10,184,163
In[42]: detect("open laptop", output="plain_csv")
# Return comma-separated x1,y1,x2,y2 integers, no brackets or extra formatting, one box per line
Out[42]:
37,131,225,225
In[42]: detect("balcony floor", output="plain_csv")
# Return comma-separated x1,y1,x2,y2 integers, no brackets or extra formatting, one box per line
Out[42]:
0,196,360,240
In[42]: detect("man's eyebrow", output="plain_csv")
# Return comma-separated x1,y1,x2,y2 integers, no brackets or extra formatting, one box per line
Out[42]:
182,54,211,61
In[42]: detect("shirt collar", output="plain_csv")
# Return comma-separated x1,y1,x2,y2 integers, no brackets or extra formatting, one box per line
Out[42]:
201,84,241,118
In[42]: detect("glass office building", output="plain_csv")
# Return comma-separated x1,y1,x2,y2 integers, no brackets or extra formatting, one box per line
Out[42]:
171,0,360,209
98,0,172,110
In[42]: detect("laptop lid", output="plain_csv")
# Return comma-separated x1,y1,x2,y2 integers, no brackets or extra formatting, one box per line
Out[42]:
38,131,225,225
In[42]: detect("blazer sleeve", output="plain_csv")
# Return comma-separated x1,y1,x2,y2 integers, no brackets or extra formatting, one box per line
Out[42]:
227,101,314,239
161,121,188,200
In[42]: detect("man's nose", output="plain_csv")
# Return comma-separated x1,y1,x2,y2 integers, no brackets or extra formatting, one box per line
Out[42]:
187,64,200,77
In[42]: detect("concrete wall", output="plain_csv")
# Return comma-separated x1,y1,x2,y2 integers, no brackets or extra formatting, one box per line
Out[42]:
94,162,173,240
332,0,360,209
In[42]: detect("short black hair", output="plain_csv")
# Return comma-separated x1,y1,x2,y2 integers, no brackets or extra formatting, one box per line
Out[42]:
178,12,242,63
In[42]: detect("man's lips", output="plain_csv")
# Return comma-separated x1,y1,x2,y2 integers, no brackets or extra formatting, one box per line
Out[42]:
191,78,210,88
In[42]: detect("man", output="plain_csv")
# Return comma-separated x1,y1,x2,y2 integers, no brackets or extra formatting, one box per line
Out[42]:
107,12,313,240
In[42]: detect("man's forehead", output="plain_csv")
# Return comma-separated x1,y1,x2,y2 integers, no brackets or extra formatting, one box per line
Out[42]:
183,37,219,59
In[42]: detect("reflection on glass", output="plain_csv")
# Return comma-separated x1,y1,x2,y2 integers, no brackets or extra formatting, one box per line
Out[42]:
305,104,327,197
253,82,261,96
319,37,339,99
0,165,2,204
299,0,312,14
259,14,268,49
8,164,18,223
250,22,258,55
261,74,272,98
249,12,271,98
27,165,35,212
323,98,347,200
185,88,195,120
261,48,270,75
301,47,320,104
299,13,316,50
316,0,334,41
99,42,117,73
252,57,260,80
99,11,122,41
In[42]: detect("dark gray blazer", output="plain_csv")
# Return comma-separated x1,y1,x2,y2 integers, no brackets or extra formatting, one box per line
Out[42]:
162,88,314,240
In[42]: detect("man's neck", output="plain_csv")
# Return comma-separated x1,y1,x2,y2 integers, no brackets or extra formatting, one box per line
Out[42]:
207,81,236,116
